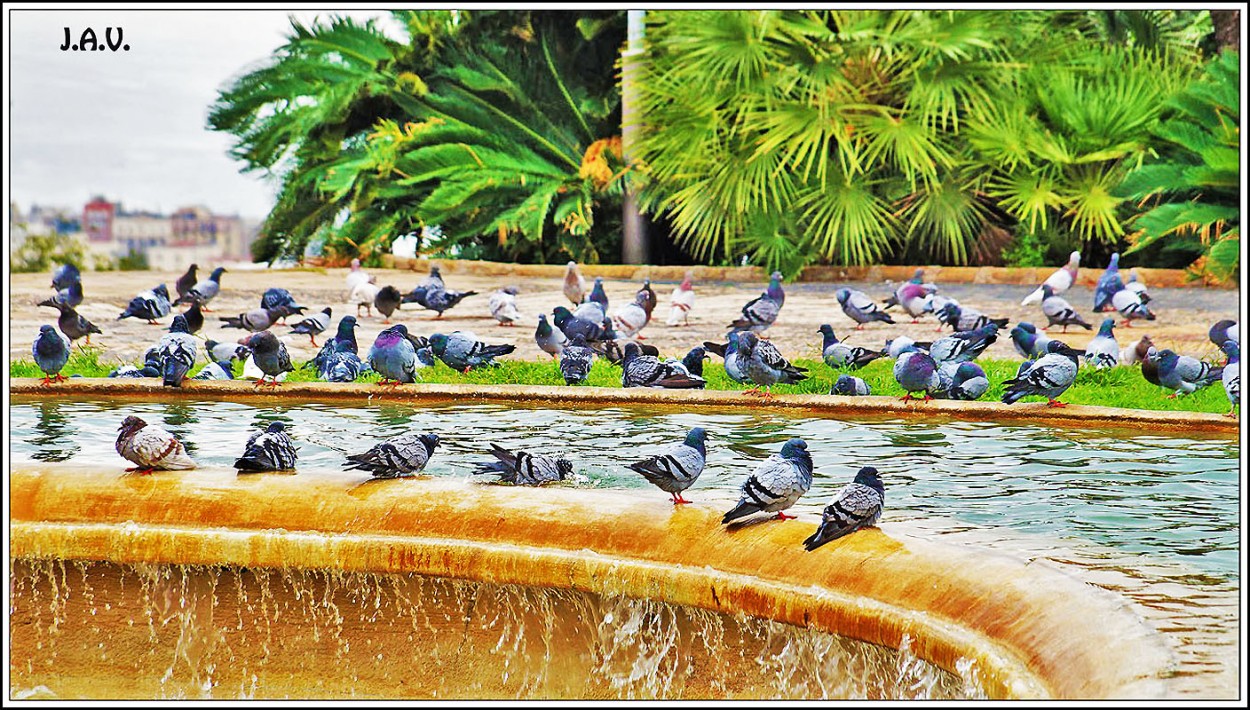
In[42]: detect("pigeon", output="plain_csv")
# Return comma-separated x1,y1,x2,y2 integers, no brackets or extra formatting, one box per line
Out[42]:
611,291,651,339
559,334,596,385
563,261,587,306
737,332,808,397
178,267,227,310
368,324,421,385
307,315,360,368
32,324,70,385
1083,318,1120,369
704,333,751,384
1010,322,1052,359
205,338,250,364
344,432,440,478
587,277,609,311
429,331,515,372
375,285,404,324
921,293,960,320
553,306,611,343
883,269,929,311
830,374,871,396
1219,340,1239,417
621,342,706,388
42,280,85,310
1208,320,1239,349
349,279,381,318
882,336,931,360
110,348,162,379
1092,253,1123,312
290,307,332,346
261,288,307,324
836,288,895,330
895,282,937,322
51,262,82,292
345,258,372,296
403,284,479,318
238,331,294,387
535,314,569,357
1002,340,1082,407
1110,285,1155,327
488,287,522,326
802,466,885,551
234,422,299,473
178,301,205,335
594,338,657,366
666,346,710,379
729,271,785,334
473,443,573,485
893,345,941,402
819,324,885,369
722,438,814,524
666,272,696,326
938,302,1008,333
572,298,609,327
637,279,658,320
157,314,199,388
929,324,1000,366
191,359,235,380
1120,334,1154,367
115,416,196,474
1149,348,1223,397
118,284,172,324
628,427,709,504
220,306,285,332
39,300,102,345
937,361,988,400
1021,250,1081,306
1040,285,1091,332
418,265,446,292
1125,269,1151,304
175,263,199,302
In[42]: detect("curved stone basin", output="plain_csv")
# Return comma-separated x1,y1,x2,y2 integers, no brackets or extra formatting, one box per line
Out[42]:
11,464,1173,700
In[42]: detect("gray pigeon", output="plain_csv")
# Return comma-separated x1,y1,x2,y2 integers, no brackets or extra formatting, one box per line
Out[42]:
936,361,988,400
1041,285,1092,332
220,306,285,332
722,438,814,524
178,267,226,310
429,331,515,372
704,333,751,384
1208,320,1239,349
1002,340,1082,407
368,324,421,385
204,338,250,364
110,348,162,379
929,324,999,365
535,314,569,357
39,300,102,345
572,299,608,326
830,374,871,396
32,324,71,385
553,306,611,343
489,286,522,326
737,332,808,397
559,334,595,385
883,336,931,360
40,280,85,311
1111,285,1155,326
473,443,573,485
628,427,709,504
1150,348,1223,397
290,307,333,346
893,346,941,402
115,415,196,473
419,265,446,292
803,466,885,551
238,330,294,387
1083,318,1120,369
191,360,235,381
1010,322,1052,359
819,324,884,369
728,272,785,334
344,432,440,478
1092,253,1122,312
402,284,478,318
1220,340,1239,417
118,284,172,324
665,346,709,379
234,421,299,473
51,262,82,292
938,302,1008,333
261,288,307,323
836,288,895,330
621,343,706,388
157,314,199,387
611,291,651,339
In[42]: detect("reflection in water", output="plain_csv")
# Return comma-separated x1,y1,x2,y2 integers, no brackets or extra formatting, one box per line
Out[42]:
160,402,201,457
28,400,80,462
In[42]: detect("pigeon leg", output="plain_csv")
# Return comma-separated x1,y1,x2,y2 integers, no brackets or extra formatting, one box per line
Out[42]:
1046,399,1067,408
39,376,53,387
309,335,318,347
463,367,472,374
759,387,775,400
1121,320,1133,328
1061,325,1068,333
900,392,915,402
252,378,265,389
85,335,92,346
774,511,796,521
147,320,160,325
382,319,391,325
673,493,692,505
1165,393,1179,400
854,323,864,331
54,373,67,383
935,324,944,333
1227,406,1237,418
911,318,919,324
202,307,212,313
742,387,762,397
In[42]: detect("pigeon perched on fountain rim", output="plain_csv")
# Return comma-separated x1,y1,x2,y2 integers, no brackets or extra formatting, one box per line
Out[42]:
234,421,299,473
722,438,814,524
344,432,441,478
32,324,71,384
628,427,709,504
803,466,884,551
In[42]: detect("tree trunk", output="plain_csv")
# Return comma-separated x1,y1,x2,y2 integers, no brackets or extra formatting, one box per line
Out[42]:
1210,10,1239,53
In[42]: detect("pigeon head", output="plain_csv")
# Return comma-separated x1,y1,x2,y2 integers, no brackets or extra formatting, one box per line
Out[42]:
1220,339,1239,362
430,265,441,277
117,415,148,436
835,289,851,306
154,283,170,300
818,323,837,340
319,307,332,317
940,302,960,318
910,268,924,283
1134,335,1154,360
39,324,57,337
1097,318,1116,337
551,307,573,329
1017,322,1037,334
1042,284,1055,299
831,374,857,395
537,313,554,335
1209,320,1236,347
853,466,884,493
684,427,709,454
169,314,191,334
266,421,287,434
418,433,441,455
428,333,449,356
622,342,642,362
501,285,520,296
736,331,760,355
239,331,279,353
679,272,693,290
415,347,436,367
337,316,359,337
1045,339,1082,362
555,458,574,480
955,362,985,381
1068,250,1081,267
209,267,227,281
779,438,813,473
1108,253,1119,269
351,258,361,270
770,271,783,283
634,290,650,307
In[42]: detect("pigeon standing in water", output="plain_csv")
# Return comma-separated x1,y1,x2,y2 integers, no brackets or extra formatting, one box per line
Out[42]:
344,432,440,478
1083,319,1120,369
559,334,595,385
489,286,522,326
628,427,709,504
39,300,102,346
115,416,196,474
1021,250,1081,306
158,314,199,388
43,280,85,310
472,444,573,485
1219,340,1239,417
737,332,808,397
238,331,294,387
1149,348,1223,397
1111,283,1156,327
818,324,884,369
290,307,333,346
621,343,706,388
118,284,172,324
175,263,199,303
429,331,516,372
722,438,814,524
220,306,285,333
563,261,587,306
535,314,569,357
829,374,872,396
666,271,696,326
1040,285,1091,332
893,345,941,402
178,267,227,311
234,422,299,473
836,288,895,330
368,324,421,385
1010,322,1052,359
1002,340,1082,407
1092,253,1123,313
728,271,785,334
374,285,404,324
32,325,70,385
803,466,885,551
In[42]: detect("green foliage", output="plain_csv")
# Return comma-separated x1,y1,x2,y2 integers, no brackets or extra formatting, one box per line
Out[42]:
116,249,150,271
1116,50,1240,282
11,232,87,274
1001,230,1048,268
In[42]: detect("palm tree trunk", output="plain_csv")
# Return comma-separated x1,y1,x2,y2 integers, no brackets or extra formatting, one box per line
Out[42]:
621,10,649,264
1211,10,1239,52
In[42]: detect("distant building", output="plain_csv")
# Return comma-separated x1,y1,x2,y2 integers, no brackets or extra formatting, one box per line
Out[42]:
70,197,256,270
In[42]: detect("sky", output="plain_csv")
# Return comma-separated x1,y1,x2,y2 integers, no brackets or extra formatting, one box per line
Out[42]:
7,7,405,220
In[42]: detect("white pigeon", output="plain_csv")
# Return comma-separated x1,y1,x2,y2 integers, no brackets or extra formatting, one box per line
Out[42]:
611,292,650,339
345,258,372,297
348,279,380,318
1021,250,1081,306
666,271,696,326
1125,268,1151,304
488,287,522,327
115,416,196,472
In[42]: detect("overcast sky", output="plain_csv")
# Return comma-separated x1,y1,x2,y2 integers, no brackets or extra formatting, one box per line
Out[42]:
8,8,404,220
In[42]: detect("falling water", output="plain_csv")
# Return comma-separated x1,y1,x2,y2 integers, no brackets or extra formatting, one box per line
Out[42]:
9,559,986,700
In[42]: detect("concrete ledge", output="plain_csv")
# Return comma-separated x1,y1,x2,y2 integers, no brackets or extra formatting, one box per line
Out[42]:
10,465,1175,699
11,378,1239,435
